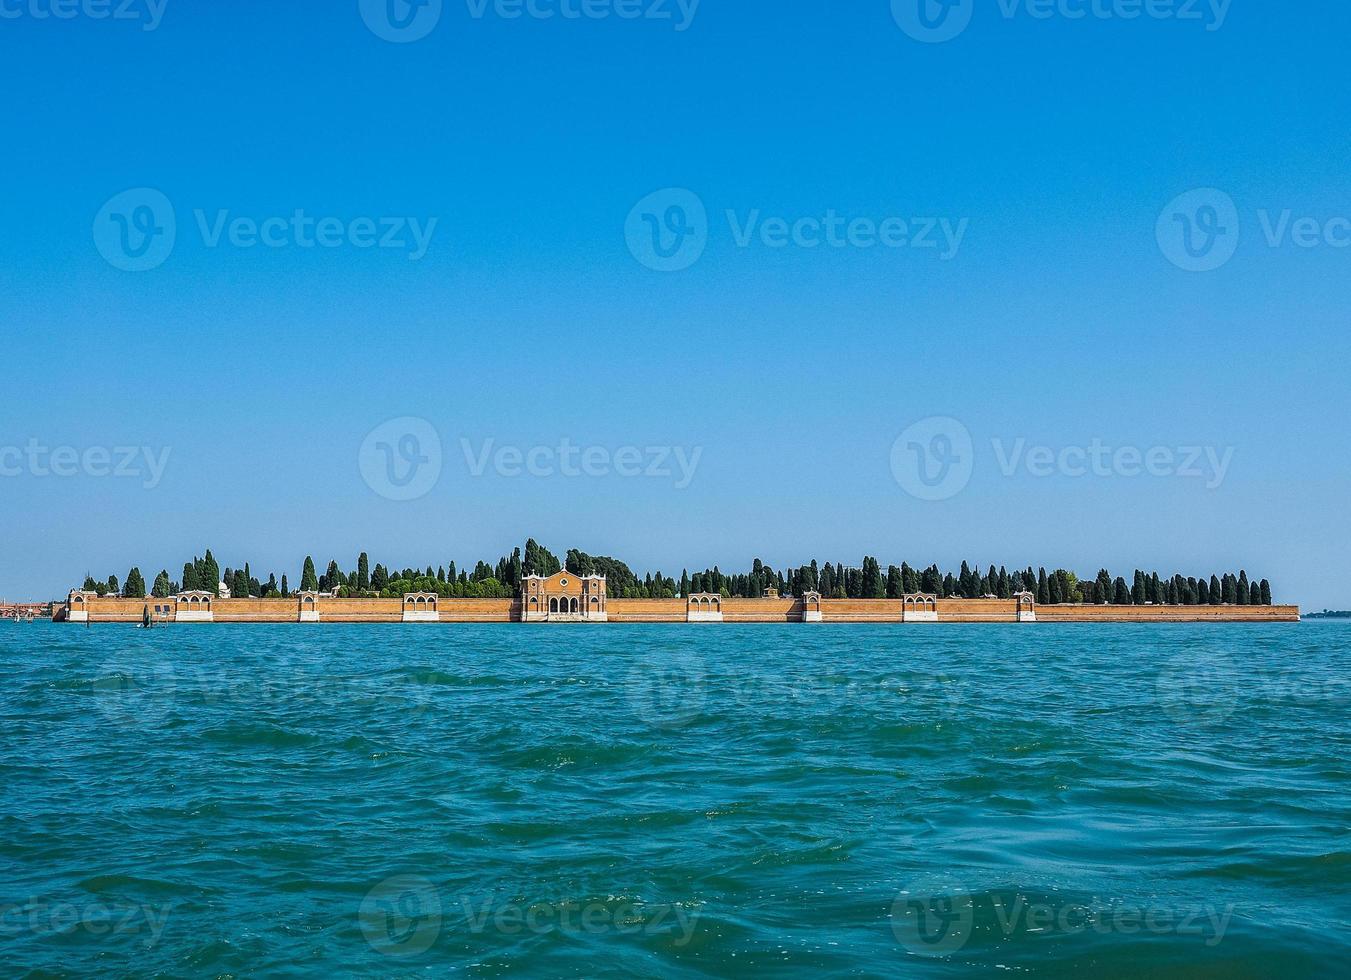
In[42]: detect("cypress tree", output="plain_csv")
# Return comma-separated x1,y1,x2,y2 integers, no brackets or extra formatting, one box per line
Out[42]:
1048,572,1063,604
152,570,172,598
1209,574,1222,605
281,574,289,597
1132,570,1146,605
124,567,146,598
1037,568,1050,605
1114,576,1131,604
301,556,319,592
1095,569,1112,604
1237,570,1250,605
886,565,903,599
182,562,199,592
357,553,370,590
1260,579,1272,605
202,550,220,597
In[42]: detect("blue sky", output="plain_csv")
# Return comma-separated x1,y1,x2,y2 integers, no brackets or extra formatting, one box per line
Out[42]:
1,1,1348,607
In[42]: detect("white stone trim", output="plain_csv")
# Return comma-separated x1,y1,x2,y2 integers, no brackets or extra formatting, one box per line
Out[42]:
299,610,320,623
403,611,440,623
67,610,88,623
687,611,724,623
802,610,823,623
177,610,214,623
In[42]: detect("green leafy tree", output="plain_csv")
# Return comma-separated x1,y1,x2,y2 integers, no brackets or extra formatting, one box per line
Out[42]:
152,570,172,598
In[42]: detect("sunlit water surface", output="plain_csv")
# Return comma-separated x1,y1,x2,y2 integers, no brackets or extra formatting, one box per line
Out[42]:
2,621,1348,977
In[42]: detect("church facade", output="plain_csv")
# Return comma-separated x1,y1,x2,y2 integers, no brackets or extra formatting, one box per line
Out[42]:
520,571,608,622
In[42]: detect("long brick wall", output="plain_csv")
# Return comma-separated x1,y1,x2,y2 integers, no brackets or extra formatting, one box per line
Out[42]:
61,596,1301,624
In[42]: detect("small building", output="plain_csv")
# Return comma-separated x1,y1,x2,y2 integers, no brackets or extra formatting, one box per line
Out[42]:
687,593,723,623
403,593,440,623
296,591,323,623
66,590,97,623
902,593,939,623
176,591,215,623
521,571,607,623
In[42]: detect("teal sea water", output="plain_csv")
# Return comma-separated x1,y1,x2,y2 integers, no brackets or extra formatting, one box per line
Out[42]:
1,622,1348,977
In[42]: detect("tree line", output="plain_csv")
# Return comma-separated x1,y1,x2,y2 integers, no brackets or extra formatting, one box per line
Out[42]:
81,542,1275,606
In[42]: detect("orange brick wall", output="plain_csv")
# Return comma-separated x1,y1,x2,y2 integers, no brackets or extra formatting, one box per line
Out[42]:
68,596,1300,624
608,599,687,622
